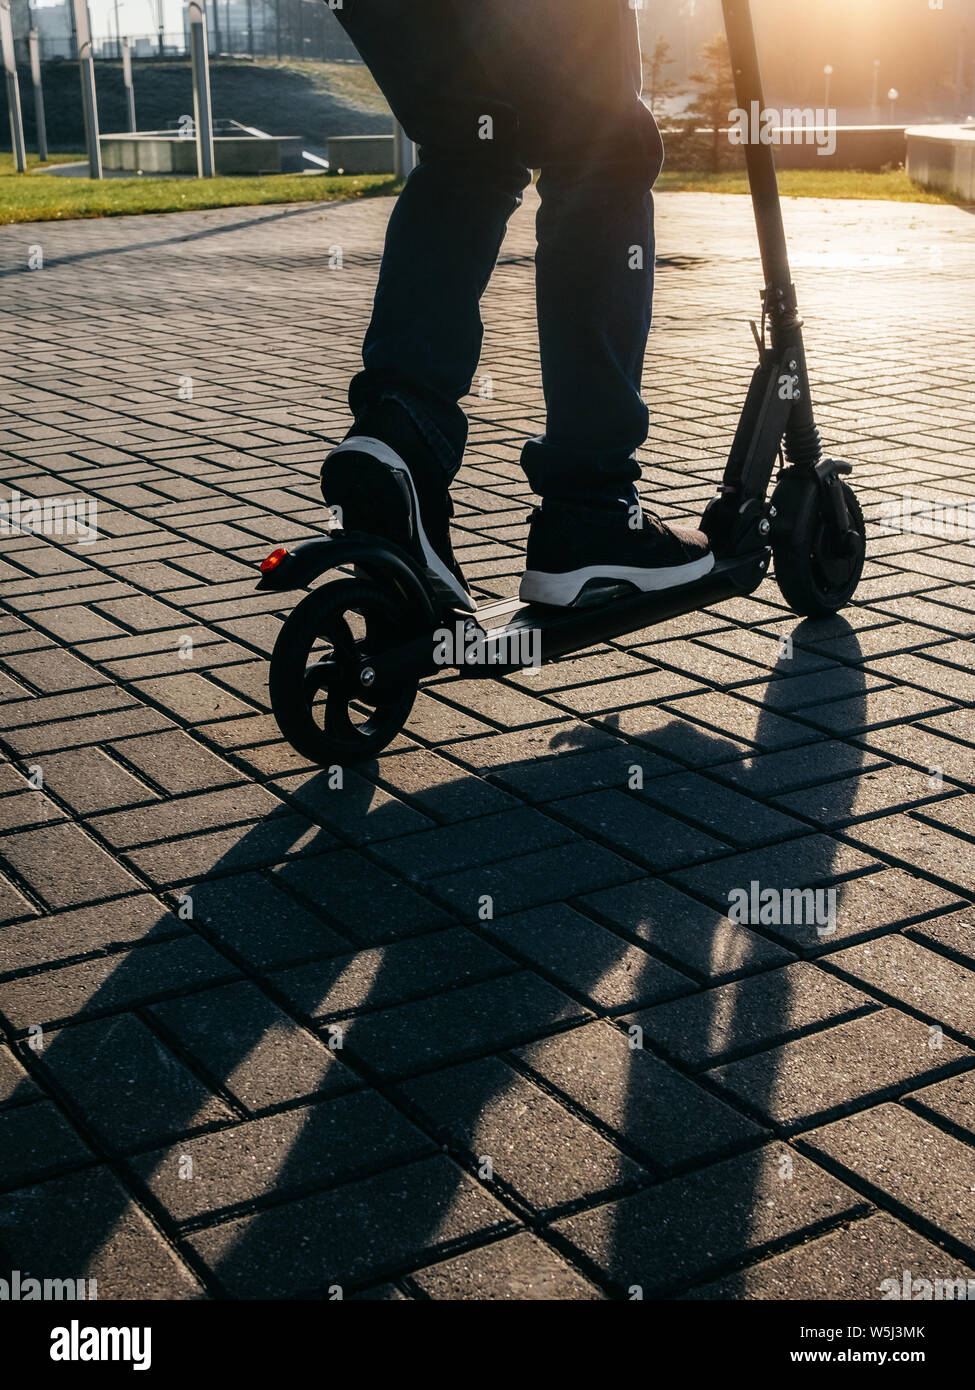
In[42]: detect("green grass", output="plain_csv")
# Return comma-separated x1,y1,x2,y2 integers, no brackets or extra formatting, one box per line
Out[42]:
0,159,398,224
0,157,959,225
655,167,962,204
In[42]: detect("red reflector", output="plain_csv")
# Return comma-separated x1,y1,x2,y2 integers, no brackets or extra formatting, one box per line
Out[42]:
260,547,288,573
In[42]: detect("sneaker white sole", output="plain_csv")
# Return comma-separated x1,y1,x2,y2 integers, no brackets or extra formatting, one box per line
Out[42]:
326,436,476,613
519,552,716,607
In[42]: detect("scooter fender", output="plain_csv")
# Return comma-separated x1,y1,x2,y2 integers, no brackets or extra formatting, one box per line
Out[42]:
256,533,438,629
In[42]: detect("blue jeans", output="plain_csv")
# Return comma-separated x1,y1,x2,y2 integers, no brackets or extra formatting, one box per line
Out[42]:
333,0,664,503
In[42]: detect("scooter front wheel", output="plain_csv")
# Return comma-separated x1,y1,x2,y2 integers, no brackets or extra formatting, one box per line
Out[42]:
269,578,419,766
771,467,866,619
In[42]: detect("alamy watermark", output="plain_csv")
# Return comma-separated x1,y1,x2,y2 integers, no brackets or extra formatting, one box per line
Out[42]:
878,492,975,541
880,1269,975,1300
728,879,837,938
433,620,541,671
1,1269,97,1300
728,102,838,157
0,490,98,545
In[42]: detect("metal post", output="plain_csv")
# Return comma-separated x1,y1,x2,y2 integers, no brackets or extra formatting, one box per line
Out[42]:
0,0,27,172
122,36,136,131
28,28,47,161
393,120,416,180
189,0,215,178
72,0,102,178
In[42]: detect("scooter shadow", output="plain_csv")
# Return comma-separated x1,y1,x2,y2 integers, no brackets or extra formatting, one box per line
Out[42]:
0,620,868,1299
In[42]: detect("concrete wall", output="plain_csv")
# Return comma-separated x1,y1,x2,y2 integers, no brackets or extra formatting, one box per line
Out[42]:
100,133,303,175
906,127,975,202
327,134,395,174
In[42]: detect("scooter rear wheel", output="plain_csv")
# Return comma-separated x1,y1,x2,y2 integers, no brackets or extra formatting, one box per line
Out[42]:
269,579,418,766
771,467,866,619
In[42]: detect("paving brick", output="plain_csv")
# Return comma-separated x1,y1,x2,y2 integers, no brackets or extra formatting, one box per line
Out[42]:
687,1211,975,1300
271,766,433,843
707,1008,973,1132
672,835,878,916
89,782,288,849
33,1013,235,1152
0,894,185,976
373,806,574,881
826,935,975,1040
580,878,793,982
372,748,517,821
774,768,964,828
637,770,806,846
130,1091,434,1224
802,1103,975,1258
549,789,731,872
713,740,886,797
109,729,244,794
33,746,158,815
0,871,38,926
553,1143,866,1297
0,1167,204,1297
483,903,695,1011
187,1155,514,1294
343,972,587,1079
906,909,975,969
907,1069,975,1144
276,849,453,942
0,1099,94,1189
515,1020,763,1174
0,935,238,1030
271,927,512,1021
149,980,356,1111
407,1231,605,1299
848,813,975,897
630,961,875,1071
0,821,142,909
429,839,641,919
125,813,334,887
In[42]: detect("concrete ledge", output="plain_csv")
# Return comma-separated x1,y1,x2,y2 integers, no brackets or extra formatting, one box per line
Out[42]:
906,125,975,201
327,134,395,174
100,132,303,176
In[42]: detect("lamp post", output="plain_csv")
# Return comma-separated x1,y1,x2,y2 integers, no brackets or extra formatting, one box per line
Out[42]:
72,0,102,179
188,0,215,177
28,26,48,161
0,0,26,172
888,87,899,124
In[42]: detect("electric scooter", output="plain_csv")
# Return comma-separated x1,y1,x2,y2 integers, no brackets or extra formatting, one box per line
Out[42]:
257,0,866,769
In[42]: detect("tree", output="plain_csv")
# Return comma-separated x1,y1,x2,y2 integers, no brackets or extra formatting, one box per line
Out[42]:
685,32,738,173
643,37,679,114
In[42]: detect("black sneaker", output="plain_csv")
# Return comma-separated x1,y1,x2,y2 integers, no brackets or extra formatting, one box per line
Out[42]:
520,502,715,607
320,400,474,612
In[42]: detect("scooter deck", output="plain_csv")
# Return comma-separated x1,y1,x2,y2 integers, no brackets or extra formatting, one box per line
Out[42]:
447,548,771,672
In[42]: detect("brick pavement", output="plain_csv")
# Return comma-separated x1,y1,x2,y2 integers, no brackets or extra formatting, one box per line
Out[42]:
0,189,973,1299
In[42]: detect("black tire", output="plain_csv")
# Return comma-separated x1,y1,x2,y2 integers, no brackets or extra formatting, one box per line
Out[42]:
771,467,866,619
269,579,418,766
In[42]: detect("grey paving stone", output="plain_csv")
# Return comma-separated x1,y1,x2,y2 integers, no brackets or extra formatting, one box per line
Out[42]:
88,783,288,849
270,927,512,1021
773,768,964,828
629,961,876,1070
549,789,731,872
0,1099,94,1189
905,908,975,968
32,1013,235,1152
130,1091,434,1224
487,742,680,802
848,813,975,897
0,1045,39,1109
399,1055,644,1214
0,894,185,977
672,835,878,915
0,821,142,909
553,1143,866,1297
687,1212,975,1300
110,729,244,794
276,849,454,942
31,746,159,815
712,740,886,797
0,935,238,1030
515,1020,764,1174
372,806,575,882
707,1008,973,1132
342,972,587,1079
483,902,695,1011
372,748,518,821
637,770,806,846
408,1231,605,1299
125,813,334,886
149,980,357,1112
0,871,40,926
187,1155,514,1294
907,1069,975,1144
0,1167,204,1298
826,935,975,1040
271,766,433,843
429,840,642,918
802,1103,975,1258
186,869,350,968
578,877,794,982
